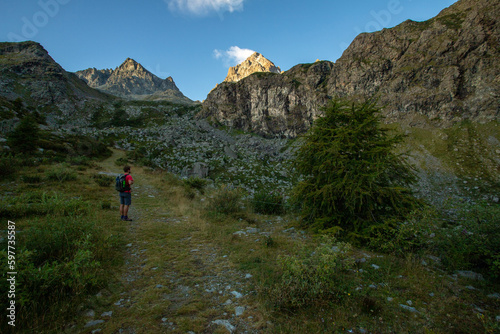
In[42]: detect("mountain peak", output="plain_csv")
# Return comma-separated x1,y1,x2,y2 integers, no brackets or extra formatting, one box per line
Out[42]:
224,52,281,83
75,58,195,104
115,58,148,74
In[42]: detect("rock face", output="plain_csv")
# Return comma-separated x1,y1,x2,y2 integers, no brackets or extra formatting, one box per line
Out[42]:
0,41,110,123
201,0,500,138
75,67,113,87
76,58,195,104
224,52,281,83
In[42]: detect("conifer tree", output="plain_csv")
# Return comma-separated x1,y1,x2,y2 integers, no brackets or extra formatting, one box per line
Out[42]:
8,115,40,154
292,98,420,240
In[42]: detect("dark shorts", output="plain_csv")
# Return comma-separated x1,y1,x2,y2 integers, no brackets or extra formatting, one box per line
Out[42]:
119,192,132,206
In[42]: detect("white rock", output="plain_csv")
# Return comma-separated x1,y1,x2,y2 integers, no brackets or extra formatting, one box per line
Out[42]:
84,320,105,328
399,304,418,313
456,270,484,281
231,291,243,299
371,264,380,270
84,309,95,318
235,306,245,316
212,320,235,333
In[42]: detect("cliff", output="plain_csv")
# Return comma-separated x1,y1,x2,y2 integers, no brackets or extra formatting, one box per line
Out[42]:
201,0,500,137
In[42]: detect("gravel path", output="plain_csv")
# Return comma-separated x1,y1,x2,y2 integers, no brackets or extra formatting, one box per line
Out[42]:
81,150,266,333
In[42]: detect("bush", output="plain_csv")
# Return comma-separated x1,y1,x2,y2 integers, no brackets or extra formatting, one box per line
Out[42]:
0,153,20,177
207,185,243,216
263,237,356,310
292,98,420,240
46,165,77,182
433,201,500,278
184,177,209,192
93,174,114,187
252,190,285,215
0,216,103,324
100,201,112,210
7,115,40,154
22,174,42,184
367,208,436,256
115,157,129,167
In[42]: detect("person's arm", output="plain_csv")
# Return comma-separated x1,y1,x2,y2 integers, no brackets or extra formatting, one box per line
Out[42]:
127,175,134,186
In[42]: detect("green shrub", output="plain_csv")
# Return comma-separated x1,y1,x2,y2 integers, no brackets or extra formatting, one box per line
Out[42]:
115,157,129,166
252,190,285,215
100,201,112,210
7,115,40,154
264,235,277,248
433,201,500,278
93,174,114,187
21,174,42,183
184,177,209,192
367,208,436,256
0,153,20,177
45,165,77,182
263,237,356,310
207,185,243,216
0,215,104,323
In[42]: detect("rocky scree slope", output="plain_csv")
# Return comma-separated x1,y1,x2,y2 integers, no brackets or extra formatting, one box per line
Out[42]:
201,0,500,138
76,58,196,105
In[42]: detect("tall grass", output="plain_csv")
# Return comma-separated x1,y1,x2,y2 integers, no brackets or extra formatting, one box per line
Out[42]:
206,185,243,217
251,190,285,215
0,190,117,332
0,191,89,218
262,237,356,310
45,164,77,182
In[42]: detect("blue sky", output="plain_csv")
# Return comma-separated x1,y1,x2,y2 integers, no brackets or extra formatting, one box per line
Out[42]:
1,0,456,101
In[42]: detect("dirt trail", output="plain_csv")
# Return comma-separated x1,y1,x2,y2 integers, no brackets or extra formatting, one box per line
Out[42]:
81,150,265,333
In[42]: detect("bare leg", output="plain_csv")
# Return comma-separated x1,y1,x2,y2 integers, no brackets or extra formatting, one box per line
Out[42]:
123,205,130,217
120,204,125,216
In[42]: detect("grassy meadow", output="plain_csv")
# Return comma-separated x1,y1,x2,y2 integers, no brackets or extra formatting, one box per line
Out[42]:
1,146,499,333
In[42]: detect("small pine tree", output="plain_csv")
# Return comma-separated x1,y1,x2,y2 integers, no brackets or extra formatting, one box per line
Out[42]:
292,98,420,241
8,115,40,154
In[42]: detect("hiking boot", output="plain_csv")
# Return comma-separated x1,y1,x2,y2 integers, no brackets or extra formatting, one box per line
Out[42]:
123,217,133,221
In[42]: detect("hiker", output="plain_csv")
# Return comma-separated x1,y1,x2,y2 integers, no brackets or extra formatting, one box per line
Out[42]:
119,166,134,221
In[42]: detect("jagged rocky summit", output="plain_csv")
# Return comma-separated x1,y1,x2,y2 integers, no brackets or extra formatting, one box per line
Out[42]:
76,58,196,105
201,0,500,138
224,52,281,83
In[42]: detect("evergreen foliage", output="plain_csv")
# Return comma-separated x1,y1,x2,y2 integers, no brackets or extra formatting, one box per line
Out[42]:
292,98,420,241
8,114,40,154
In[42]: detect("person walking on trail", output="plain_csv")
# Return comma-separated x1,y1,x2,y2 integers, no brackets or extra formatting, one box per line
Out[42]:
119,166,134,221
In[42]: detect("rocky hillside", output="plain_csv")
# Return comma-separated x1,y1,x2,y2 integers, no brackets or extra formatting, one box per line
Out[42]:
201,0,500,138
76,58,196,105
224,52,281,83
0,41,112,126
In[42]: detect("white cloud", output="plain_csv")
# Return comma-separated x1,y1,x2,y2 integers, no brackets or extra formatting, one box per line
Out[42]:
213,46,255,66
167,0,245,16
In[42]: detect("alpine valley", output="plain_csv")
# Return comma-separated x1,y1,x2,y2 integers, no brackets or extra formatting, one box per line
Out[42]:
1,0,498,203
1,0,500,332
